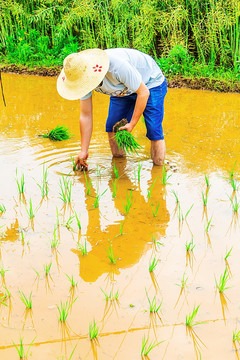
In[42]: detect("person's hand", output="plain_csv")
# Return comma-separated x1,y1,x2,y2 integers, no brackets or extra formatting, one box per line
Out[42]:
118,122,134,132
74,151,88,171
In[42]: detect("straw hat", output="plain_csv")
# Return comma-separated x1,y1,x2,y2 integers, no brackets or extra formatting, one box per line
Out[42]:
57,49,109,100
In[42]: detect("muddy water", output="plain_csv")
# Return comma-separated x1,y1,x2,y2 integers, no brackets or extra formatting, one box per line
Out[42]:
0,73,240,359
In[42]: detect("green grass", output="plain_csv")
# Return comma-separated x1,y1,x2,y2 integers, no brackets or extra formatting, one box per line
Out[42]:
113,161,119,179
225,247,233,261
229,195,240,212
59,175,72,203
145,289,162,313
74,211,81,230
186,305,200,327
205,216,213,232
114,130,142,154
106,241,117,264
111,179,118,198
137,162,143,182
171,190,179,204
151,234,163,249
141,335,163,357
119,220,125,235
57,298,77,322
0,265,9,277
19,290,32,309
78,239,88,255
94,188,107,208
202,191,208,207
64,215,74,231
84,171,92,195
40,125,72,141
89,319,99,340
149,257,159,272
204,174,210,188
215,268,230,293
50,227,59,248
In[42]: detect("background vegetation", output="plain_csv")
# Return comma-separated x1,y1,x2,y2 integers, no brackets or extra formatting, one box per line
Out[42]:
0,0,239,81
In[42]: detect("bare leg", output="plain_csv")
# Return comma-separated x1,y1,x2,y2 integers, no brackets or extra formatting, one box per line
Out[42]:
151,139,166,165
108,132,125,157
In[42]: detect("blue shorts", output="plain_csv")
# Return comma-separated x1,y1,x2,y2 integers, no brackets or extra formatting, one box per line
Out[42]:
105,78,167,141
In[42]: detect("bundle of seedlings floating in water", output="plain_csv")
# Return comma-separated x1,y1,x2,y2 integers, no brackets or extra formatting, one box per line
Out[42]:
113,119,142,154
39,125,72,141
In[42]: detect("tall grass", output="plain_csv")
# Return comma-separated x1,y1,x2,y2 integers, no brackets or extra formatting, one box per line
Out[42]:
0,0,239,75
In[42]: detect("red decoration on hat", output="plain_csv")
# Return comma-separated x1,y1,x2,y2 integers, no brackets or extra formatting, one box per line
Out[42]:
62,76,65,81
93,65,102,72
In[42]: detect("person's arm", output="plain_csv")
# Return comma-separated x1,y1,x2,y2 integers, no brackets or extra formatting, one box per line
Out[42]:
119,82,149,132
75,96,93,170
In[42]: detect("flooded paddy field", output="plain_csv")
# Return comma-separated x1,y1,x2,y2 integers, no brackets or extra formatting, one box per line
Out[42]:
0,73,240,359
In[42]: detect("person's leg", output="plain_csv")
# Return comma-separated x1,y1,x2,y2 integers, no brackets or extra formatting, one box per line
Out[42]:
106,95,136,157
143,79,167,165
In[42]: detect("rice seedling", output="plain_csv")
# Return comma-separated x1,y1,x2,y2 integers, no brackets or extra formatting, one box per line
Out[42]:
65,274,78,288
122,189,133,214
171,189,179,203
114,130,142,154
145,289,162,313
147,178,157,199
65,215,74,231
16,170,25,194
228,161,237,180
176,271,188,288
89,319,99,340
137,162,143,182
119,220,125,235
33,269,40,278
111,179,118,198
40,125,72,141
70,155,78,171
202,191,208,206
233,330,240,342
25,198,35,219
100,288,119,301
113,161,119,179
19,290,32,309
57,298,77,322
185,204,194,220
0,265,9,277
141,335,163,357
229,177,239,192
56,206,60,227
225,247,232,261
106,241,117,264
162,164,172,185
50,227,59,248
96,164,102,176
205,216,213,232
78,239,88,255
151,234,163,249
185,237,195,252
37,163,49,197
229,195,240,212
215,268,230,293
94,188,108,208
204,174,210,188
84,171,92,195
149,257,159,272
186,305,200,327
43,262,52,276
74,211,81,230
13,336,35,359
59,176,72,203
0,204,6,213
150,202,160,217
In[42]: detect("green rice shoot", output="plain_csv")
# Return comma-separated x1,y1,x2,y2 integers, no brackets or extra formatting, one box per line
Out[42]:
40,125,72,141
114,131,142,155
89,319,99,340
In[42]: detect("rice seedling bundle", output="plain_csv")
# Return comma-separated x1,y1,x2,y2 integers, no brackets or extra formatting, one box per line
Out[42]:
40,125,72,141
113,119,142,155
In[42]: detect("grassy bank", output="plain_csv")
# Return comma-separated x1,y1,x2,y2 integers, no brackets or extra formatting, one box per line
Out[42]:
0,0,239,91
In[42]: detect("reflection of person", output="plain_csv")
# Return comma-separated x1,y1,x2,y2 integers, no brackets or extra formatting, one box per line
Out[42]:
57,48,167,169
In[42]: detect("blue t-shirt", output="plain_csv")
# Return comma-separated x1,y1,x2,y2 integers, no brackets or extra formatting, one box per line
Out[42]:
81,48,164,100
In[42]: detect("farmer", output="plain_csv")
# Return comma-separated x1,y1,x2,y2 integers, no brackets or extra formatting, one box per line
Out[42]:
57,48,167,170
